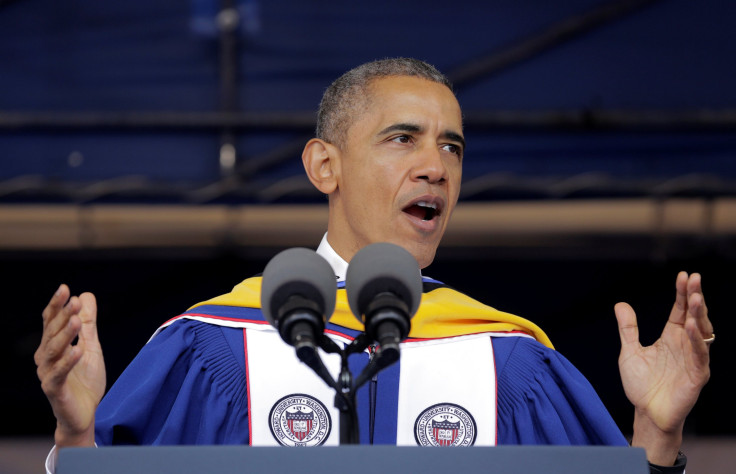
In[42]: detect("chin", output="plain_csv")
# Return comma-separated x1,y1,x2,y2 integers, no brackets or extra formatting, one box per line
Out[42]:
406,243,438,269
379,235,439,269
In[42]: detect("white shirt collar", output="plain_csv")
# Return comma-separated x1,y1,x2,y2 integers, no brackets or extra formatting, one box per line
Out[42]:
316,233,348,282
315,232,426,283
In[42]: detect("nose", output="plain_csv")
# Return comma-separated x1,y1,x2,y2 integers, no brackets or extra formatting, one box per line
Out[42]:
412,144,447,184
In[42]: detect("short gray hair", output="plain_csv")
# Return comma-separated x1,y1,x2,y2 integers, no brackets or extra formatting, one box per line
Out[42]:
316,58,453,148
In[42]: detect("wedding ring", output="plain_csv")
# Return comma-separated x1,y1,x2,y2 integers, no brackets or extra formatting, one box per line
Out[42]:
703,334,715,344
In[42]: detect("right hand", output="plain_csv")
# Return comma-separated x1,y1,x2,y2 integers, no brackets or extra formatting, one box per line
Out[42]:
34,284,106,447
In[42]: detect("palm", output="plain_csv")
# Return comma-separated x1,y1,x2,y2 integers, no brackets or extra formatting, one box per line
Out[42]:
619,321,706,432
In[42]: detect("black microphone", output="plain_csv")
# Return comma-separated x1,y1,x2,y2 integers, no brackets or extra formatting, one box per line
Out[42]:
261,247,337,361
346,243,422,363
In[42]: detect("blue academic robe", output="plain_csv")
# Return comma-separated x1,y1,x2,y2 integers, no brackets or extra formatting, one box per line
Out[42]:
94,279,627,448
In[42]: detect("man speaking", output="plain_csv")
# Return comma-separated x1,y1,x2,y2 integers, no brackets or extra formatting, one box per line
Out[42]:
36,58,712,472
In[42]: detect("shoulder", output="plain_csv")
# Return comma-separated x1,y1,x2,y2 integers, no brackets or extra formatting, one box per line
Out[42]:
145,316,248,371
492,336,556,378
492,335,627,445
492,335,590,397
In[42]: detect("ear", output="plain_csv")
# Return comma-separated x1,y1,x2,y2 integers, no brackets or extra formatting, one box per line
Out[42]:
302,138,339,195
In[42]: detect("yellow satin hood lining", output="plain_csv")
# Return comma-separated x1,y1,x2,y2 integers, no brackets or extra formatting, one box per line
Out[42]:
190,277,553,350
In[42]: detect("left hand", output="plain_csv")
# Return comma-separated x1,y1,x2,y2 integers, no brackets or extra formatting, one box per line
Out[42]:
615,271,712,464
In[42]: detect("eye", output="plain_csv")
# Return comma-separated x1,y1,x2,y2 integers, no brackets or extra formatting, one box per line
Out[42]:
390,134,413,144
441,143,463,158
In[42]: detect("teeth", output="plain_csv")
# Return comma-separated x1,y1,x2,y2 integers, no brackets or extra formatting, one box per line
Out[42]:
416,201,437,209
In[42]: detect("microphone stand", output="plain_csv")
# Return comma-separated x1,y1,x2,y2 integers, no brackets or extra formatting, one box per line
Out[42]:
293,332,399,445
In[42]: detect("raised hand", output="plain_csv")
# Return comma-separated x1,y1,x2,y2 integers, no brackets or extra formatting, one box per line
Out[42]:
34,284,106,447
615,272,712,465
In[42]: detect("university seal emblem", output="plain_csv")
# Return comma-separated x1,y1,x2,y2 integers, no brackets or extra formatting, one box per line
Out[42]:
269,394,331,446
414,403,477,447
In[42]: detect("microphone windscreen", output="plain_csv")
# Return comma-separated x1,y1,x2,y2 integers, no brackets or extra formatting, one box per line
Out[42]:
260,247,337,327
345,242,422,322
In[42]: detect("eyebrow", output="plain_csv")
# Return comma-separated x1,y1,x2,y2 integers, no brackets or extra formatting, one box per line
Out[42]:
377,123,422,136
443,131,466,151
377,122,466,150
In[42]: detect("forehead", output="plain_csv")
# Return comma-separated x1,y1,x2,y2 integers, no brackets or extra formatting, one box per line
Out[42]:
351,76,463,137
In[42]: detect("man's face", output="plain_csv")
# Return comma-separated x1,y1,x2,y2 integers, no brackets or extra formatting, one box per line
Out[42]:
327,75,464,268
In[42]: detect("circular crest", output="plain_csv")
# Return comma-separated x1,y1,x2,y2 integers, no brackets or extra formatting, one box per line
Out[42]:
269,393,331,446
414,403,477,447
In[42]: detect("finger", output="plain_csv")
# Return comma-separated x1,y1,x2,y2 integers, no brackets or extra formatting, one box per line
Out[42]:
668,271,690,325
35,314,82,374
688,290,713,338
36,295,81,370
686,272,708,315
686,272,702,295
42,284,70,328
42,296,82,343
76,292,100,344
39,345,84,397
685,273,712,333
615,302,641,351
47,315,83,361
77,293,98,324
685,318,711,376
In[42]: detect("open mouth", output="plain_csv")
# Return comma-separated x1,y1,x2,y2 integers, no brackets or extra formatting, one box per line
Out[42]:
403,200,441,222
